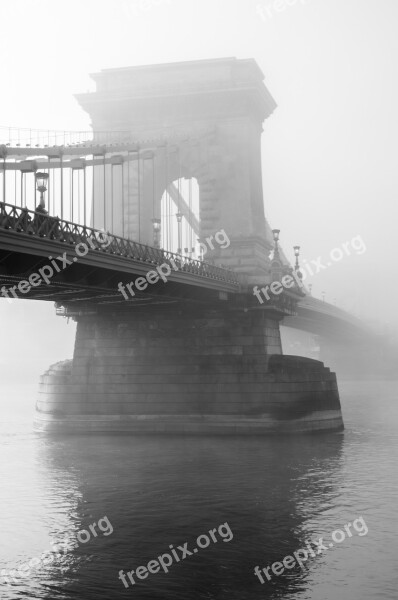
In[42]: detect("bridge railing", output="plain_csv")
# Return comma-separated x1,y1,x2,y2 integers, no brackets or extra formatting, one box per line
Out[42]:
0,202,241,287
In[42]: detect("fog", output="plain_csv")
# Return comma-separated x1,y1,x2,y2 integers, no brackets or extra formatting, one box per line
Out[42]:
1,5,397,599
1,0,397,383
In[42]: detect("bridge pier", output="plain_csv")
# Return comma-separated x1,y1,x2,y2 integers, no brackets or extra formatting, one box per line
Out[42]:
35,305,344,434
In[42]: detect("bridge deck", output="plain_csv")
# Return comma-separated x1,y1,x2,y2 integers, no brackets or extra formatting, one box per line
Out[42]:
0,202,241,307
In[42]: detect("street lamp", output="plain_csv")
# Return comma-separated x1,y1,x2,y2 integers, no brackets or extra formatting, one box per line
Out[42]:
197,238,203,261
293,245,300,266
151,218,161,248
176,212,183,254
35,172,49,213
272,228,280,259
270,228,283,283
293,245,303,280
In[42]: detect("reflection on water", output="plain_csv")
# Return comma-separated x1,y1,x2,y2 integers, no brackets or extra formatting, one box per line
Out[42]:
0,381,397,599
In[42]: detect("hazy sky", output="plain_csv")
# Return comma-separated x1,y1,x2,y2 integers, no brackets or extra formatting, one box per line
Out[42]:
0,0,397,382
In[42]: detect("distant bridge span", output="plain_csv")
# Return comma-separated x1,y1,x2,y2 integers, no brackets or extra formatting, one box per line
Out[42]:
285,296,371,342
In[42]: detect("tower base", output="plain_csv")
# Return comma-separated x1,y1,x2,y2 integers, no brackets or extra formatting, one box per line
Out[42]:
35,306,344,435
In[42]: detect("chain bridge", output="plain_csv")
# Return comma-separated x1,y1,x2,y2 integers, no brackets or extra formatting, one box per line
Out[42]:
0,58,348,434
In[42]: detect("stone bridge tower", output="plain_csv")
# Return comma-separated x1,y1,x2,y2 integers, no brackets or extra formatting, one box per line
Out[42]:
76,57,277,283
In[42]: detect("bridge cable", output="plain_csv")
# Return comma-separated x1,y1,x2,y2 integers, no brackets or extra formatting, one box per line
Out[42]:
14,160,17,207
121,159,125,238
23,169,28,207
33,161,36,210
169,155,173,252
47,156,51,214
163,142,168,250
60,154,64,221
2,157,5,204
77,169,81,225
83,165,87,227
111,162,114,234
137,148,141,242
70,168,73,222
152,151,156,242
165,187,169,251
103,153,106,231
92,154,95,229
52,159,55,216
177,146,182,254
168,146,172,251
189,174,193,257
127,150,130,240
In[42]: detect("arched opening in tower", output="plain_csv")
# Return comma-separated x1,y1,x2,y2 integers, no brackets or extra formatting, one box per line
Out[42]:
160,177,200,257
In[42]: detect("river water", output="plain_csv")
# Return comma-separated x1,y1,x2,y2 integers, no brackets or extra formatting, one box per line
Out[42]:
0,380,397,600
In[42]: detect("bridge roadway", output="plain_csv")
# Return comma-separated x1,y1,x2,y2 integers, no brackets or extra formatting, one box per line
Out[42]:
288,295,373,343
0,201,373,345
0,202,240,308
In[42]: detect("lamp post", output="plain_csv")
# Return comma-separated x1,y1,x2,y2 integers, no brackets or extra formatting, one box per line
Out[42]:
197,238,203,261
272,229,280,259
35,172,49,214
293,245,303,280
270,228,283,283
176,212,183,254
151,218,161,249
